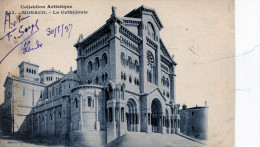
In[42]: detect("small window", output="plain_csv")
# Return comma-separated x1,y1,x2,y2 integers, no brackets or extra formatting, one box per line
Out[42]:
102,74,105,82
124,73,126,81
95,77,99,84
192,112,194,116
105,73,108,81
102,53,108,66
192,126,195,131
88,61,93,73
95,57,100,69
121,52,125,65
129,76,132,83
75,98,78,108
88,97,92,107
121,72,124,80
58,112,62,119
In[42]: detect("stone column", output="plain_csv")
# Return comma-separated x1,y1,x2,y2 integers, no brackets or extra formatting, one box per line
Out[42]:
79,95,83,130
169,74,175,105
37,114,40,134
53,108,56,135
95,96,100,130
44,111,47,135
31,115,34,134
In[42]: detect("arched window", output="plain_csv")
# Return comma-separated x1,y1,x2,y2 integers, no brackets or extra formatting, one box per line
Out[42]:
105,72,108,81
147,70,152,83
95,57,100,69
166,92,169,98
102,74,105,82
123,73,126,81
75,98,78,108
95,76,99,84
121,52,125,65
88,97,92,107
147,22,155,39
166,78,169,87
134,60,139,72
26,68,28,73
29,69,31,73
129,76,132,83
50,114,52,120
128,56,132,68
121,72,124,80
120,86,124,100
58,111,61,119
102,53,108,66
88,61,93,73
162,76,165,85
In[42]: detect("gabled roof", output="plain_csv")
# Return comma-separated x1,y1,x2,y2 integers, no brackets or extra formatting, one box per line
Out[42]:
144,87,167,102
160,39,177,65
125,5,163,30
3,75,46,87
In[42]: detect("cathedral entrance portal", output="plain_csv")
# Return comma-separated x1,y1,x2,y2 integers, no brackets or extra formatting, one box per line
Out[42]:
151,98,163,133
126,98,138,132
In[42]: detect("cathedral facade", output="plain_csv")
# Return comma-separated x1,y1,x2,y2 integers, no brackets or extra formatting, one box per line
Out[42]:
1,6,181,146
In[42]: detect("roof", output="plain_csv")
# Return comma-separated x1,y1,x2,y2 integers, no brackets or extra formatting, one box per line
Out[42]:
61,69,80,82
180,106,208,111
18,61,39,68
125,5,163,30
39,68,64,75
4,75,46,87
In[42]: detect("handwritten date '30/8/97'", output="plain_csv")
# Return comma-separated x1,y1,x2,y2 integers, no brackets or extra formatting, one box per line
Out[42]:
46,24,73,39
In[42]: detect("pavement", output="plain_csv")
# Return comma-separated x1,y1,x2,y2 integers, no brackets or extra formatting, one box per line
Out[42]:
106,132,205,147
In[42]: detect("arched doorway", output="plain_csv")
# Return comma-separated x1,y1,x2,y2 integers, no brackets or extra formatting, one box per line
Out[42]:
126,98,137,132
151,98,162,133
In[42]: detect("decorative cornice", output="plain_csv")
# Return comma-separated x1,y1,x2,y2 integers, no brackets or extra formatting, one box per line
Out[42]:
74,24,110,48
6,75,46,87
160,39,177,66
120,35,139,55
71,84,103,92
119,25,142,44
125,5,163,30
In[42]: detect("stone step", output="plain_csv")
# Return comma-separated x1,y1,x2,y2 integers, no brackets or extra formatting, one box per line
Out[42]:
107,132,205,147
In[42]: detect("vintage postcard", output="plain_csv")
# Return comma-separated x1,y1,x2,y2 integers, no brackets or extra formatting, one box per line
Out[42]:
0,0,234,146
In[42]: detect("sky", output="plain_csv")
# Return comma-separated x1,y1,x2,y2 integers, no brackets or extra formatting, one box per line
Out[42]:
0,0,235,146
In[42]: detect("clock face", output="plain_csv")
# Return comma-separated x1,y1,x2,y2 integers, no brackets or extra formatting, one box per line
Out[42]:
147,51,154,65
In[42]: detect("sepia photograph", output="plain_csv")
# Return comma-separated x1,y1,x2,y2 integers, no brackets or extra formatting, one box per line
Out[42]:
0,0,235,146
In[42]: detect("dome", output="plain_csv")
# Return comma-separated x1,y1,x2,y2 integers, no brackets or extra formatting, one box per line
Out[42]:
61,67,80,82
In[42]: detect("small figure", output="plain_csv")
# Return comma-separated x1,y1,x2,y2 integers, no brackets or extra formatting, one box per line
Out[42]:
112,6,117,16
77,34,83,42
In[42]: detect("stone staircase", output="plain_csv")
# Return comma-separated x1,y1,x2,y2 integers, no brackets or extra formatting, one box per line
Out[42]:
106,132,204,147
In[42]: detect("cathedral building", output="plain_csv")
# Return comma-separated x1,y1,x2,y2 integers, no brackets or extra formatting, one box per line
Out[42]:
1,6,182,146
